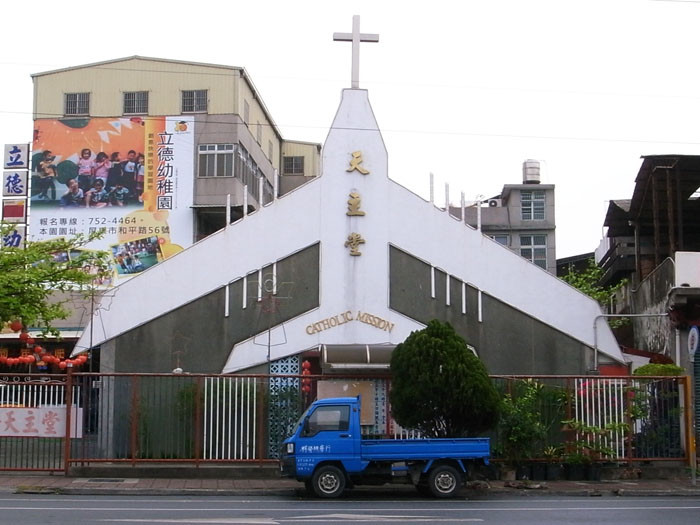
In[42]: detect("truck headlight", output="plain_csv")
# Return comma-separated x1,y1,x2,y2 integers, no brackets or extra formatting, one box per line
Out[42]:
286,442,295,455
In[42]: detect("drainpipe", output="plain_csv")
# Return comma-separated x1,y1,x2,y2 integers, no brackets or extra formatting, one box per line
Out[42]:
593,312,669,371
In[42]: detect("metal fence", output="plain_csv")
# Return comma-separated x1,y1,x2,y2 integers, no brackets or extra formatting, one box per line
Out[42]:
0,372,693,472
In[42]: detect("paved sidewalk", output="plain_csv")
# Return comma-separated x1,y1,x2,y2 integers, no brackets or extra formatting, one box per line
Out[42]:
1,474,700,498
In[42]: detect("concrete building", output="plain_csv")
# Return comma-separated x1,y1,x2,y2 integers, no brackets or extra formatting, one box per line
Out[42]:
461,160,557,274
596,154,700,433
31,56,321,240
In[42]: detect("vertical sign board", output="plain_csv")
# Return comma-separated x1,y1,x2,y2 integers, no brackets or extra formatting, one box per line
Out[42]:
2,144,30,250
3,171,28,197
3,144,29,170
689,326,699,363
29,117,194,281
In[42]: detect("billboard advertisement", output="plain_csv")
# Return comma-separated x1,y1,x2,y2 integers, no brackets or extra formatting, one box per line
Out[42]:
30,116,194,280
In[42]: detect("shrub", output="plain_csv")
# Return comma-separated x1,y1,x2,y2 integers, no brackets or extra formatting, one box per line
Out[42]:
390,320,500,437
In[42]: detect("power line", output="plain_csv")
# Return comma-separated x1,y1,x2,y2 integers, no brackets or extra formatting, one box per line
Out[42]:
1,110,693,147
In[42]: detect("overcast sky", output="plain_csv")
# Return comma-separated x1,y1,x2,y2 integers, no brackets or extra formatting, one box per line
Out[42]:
2,0,700,257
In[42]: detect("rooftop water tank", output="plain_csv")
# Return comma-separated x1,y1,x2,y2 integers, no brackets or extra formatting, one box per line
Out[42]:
523,159,541,184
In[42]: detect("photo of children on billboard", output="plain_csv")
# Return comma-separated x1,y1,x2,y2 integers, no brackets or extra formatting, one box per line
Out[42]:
110,236,164,277
33,144,145,208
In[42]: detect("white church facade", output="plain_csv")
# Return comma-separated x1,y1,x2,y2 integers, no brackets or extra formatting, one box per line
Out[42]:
74,18,624,378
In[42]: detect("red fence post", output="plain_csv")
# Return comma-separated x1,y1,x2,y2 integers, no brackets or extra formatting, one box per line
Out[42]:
130,375,140,466
63,367,74,475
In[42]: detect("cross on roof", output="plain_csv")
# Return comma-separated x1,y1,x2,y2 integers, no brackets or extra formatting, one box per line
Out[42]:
333,15,379,89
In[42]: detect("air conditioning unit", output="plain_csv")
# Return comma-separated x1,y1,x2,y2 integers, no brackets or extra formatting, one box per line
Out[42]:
487,198,502,208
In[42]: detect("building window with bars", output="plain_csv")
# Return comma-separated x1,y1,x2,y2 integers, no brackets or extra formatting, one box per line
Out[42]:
521,189,545,220
198,144,234,177
520,234,547,269
283,156,304,175
64,93,90,116
182,89,207,113
123,91,148,114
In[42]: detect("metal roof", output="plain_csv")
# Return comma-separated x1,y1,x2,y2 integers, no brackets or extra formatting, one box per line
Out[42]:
604,155,700,244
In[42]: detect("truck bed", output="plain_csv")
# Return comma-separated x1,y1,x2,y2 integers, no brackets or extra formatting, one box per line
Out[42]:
360,437,490,461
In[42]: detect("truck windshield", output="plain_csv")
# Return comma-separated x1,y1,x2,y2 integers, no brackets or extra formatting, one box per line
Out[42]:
294,406,312,431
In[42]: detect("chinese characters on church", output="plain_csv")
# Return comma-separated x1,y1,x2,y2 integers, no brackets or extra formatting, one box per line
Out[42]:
0,406,83,438
344,151,369,256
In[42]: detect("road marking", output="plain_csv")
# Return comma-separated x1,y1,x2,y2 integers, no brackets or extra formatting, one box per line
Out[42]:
285,515,483,522
97,518,280,525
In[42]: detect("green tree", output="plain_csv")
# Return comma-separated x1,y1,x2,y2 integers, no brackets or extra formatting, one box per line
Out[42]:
0,225,110,335
561,258,627,327
389,320,500,437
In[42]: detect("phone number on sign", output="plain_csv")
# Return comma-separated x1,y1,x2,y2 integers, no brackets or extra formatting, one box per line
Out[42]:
88,217,137,225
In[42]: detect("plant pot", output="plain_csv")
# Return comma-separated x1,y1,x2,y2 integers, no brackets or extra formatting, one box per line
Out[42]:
545,463,563,481
501,467,516,481
586,463,602,481
475,462,501,480
565,463,587,481
515,464,532,480
531,462,547,481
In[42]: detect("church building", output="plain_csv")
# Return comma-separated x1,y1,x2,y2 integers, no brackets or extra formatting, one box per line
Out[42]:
74,19,624,378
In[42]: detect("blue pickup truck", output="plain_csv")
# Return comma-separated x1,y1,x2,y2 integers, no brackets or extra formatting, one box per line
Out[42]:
280,396,490,498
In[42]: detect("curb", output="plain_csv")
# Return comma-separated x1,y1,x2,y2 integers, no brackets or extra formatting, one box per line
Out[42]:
6,483,700,498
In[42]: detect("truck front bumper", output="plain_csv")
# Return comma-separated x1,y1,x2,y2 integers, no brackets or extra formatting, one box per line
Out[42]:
279,455,296,478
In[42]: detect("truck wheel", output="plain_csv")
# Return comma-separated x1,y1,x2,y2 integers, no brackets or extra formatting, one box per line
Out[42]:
428,464,461,498
311,465,346,498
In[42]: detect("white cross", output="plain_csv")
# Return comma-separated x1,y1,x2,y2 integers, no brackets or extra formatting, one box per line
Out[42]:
333,15,379,89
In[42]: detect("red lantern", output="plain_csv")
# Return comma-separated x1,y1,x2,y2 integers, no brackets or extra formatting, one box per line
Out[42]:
58,361,67,370
26,337,35,345
9,320,22,332
302,385,311,393
302,360,311,370
33,346,43,354
0,356,7,365
18,332,29,342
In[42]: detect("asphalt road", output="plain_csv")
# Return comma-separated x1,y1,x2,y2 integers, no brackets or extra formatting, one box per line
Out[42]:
2,494,700,524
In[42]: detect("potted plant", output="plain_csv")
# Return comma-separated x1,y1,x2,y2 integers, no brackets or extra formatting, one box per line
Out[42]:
562,419,625,480
497,380,549,480
563,449,590,480
542,445,564,481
